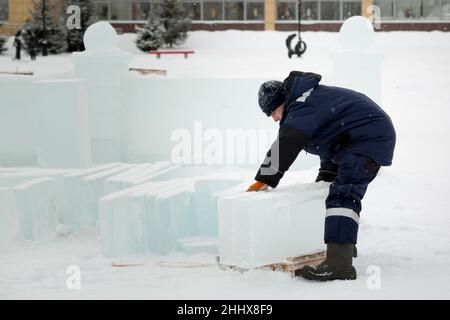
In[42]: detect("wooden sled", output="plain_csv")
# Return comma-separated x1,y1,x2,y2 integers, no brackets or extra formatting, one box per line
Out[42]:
216,251,326,278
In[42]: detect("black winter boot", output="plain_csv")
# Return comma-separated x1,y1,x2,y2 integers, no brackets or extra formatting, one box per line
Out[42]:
300,242,357,281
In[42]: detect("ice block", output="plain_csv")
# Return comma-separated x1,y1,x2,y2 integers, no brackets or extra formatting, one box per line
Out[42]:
218,181,328,268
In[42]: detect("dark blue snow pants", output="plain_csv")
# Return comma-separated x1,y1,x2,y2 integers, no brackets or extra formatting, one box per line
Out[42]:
324,153,381,244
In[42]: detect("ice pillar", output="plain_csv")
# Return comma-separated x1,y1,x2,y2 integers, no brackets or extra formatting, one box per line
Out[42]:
330,16,382,104
71,22,132,163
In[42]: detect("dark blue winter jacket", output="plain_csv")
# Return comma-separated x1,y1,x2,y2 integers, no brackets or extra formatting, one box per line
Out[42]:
255,71,396,188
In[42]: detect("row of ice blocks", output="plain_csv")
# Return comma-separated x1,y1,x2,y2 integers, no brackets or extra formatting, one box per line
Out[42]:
218,182,329,268
0,163,246,250
99,172,248,256
0,168,73,246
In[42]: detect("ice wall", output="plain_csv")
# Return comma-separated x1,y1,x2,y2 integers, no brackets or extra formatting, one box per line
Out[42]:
121,77,318,170
218,182,329,268
30,79,92,168
0,76,36,166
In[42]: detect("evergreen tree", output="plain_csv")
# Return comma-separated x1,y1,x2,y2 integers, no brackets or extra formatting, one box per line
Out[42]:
159,0,191,48
22,0,68,55
0,36,6,54
0,23,7,54
136,16,164,52
136,0,191,52
64,0,98,52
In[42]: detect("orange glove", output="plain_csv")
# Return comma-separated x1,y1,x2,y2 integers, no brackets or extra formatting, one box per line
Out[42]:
246,181,268,192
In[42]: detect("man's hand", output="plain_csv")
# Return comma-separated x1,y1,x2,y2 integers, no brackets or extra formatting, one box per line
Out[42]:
246,181,268,192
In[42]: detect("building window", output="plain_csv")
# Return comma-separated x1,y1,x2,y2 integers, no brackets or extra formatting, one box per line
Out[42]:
396,0,421,19
246,1,264,20
110,0,131,20
301,0,319,20
94,1,110,20
0,0,7,21
373,0,394,20
277,1,296,20
225,1,244,20
444,1,450,20
184,1,201,20
91,0,450,23
321,1,340,20
342,1,361,19
204,1,223,20
421,0,441,20
131,1,151,21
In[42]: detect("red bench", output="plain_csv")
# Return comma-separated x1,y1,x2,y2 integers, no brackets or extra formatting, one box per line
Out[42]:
149,50,195,59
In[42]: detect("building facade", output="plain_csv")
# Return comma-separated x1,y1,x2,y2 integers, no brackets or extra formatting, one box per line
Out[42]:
1,0,449,35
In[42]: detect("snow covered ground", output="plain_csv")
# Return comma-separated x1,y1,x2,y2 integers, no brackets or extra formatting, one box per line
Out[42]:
1,30,450,299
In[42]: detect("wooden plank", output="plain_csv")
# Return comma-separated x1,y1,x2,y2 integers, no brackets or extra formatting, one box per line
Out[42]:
129,68,167,76
216,251,326,277
261,251,326,277
111,263,145,268
0,71,34,76
286,251,326,263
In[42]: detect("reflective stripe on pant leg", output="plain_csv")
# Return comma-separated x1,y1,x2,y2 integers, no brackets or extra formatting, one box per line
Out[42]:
326,207,360,224
323,154,379,244
324,207,359,244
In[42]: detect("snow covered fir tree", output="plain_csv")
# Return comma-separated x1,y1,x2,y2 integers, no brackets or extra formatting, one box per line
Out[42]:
21,0,68,55
159,0,191,48
0,23,7,54
0,36,6,54
136,16,164,52
64,0,97,52
136,0,191,51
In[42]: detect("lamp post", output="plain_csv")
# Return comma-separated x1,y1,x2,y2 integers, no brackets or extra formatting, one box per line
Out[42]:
42,0,48,56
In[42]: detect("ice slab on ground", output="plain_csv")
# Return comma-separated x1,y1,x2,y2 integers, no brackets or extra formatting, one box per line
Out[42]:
0,187,20,248
193,172,250,236
13,177,58,240
103,161,173,194
218,180,329,268
77,163,136,231
99,169,254,257
177,236,219,254
0,169,72,188
99,183,150,257
99,179,196,257
59,163,123,231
